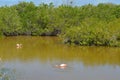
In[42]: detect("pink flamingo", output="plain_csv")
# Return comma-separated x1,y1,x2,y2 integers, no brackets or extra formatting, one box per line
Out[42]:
55,64,67,69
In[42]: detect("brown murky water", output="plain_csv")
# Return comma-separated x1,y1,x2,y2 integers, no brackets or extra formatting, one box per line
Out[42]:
0,36,120,80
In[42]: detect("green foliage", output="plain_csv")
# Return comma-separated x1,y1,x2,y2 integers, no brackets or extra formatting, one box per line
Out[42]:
0,6,22,36
0,2,120,46
0,68,16,80
62,18,120,47
113,5,120,18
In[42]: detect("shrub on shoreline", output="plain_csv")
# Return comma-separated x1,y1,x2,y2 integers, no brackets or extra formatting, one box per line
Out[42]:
0,2,120,47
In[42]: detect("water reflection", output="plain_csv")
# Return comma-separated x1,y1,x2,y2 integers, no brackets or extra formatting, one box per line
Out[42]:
0,36,120,67
0,36,120,80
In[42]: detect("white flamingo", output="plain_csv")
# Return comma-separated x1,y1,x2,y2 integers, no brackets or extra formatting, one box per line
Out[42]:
16,44,22,48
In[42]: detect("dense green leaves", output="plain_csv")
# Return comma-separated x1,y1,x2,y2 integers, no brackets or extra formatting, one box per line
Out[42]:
62,18,120,47
0,6,22,36
0,2,120,46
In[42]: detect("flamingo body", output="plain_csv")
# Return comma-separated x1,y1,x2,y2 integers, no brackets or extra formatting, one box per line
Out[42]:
55,64,67,69
60,64,67,67
16,44,22,48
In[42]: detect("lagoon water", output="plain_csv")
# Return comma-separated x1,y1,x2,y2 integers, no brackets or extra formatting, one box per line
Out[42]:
0,36,120,80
